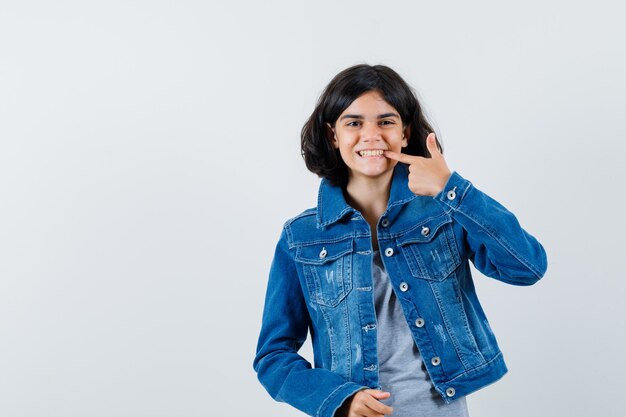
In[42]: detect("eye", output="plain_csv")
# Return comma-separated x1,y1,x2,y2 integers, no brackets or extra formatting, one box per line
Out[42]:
346,121,361,127
380,120,395,126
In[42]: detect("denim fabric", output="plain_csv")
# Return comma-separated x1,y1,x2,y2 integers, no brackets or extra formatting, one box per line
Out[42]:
253,164,547,417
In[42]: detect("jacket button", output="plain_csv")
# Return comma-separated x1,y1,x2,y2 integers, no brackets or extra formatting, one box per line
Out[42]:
384,248,394,257
399,282,409,292
381,218,390,227
421,226,430,237
446,187,457,201
415,318,425,328
431,356,441,366
319,248,327,259
446,387,456,397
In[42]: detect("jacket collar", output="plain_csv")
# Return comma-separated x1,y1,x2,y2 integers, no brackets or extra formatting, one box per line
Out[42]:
316,164,415,227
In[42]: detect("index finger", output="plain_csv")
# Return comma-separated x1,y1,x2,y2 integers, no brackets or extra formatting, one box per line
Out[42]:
364,395,394,415
383,150,420,164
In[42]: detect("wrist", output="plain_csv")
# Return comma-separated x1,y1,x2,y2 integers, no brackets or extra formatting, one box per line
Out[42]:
434,171,452,196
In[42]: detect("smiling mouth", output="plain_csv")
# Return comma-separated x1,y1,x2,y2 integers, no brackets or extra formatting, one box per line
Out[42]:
357,149,385,157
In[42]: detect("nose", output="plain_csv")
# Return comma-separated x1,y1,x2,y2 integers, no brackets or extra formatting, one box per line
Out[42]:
360,121,383,142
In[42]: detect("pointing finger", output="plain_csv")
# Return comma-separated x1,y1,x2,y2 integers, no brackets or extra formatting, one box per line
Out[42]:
383,150,419,164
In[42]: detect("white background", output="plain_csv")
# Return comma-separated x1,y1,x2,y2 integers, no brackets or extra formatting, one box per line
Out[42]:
1,1,625,416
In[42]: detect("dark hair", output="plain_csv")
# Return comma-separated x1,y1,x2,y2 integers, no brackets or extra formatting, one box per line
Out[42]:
301,64,440,186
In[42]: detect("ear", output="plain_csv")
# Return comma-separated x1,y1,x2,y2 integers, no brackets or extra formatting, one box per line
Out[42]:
326,122,339,149
402,125,410,147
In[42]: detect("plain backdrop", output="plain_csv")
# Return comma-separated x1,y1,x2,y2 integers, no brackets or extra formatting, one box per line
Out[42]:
1,1,625,416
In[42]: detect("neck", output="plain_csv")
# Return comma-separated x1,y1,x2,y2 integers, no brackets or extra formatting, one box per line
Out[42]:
344,171,393,226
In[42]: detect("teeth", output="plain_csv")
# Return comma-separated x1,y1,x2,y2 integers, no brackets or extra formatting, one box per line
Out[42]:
359,150,384,157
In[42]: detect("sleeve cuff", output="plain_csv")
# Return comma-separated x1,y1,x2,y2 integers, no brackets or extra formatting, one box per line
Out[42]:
318,382,366,417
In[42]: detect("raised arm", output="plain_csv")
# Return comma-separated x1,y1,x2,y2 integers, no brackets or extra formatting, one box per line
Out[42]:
385,133,547,285
434,171,547,285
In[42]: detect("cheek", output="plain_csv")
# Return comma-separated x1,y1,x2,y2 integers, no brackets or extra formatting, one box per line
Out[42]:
339,147,355,163
392,139,405,152
336,136,357,153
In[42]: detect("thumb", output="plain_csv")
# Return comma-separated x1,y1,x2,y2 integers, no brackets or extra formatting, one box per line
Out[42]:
367,389,391,400
426,132,441,158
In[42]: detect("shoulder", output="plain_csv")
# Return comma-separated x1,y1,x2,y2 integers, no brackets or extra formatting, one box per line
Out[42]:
278,207,319,248
284,207,317,227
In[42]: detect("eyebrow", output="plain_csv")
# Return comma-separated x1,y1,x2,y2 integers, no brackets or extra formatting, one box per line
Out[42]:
339,112,400,120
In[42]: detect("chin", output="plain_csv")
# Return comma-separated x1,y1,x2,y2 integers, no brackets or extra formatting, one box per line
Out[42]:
358,166,395,179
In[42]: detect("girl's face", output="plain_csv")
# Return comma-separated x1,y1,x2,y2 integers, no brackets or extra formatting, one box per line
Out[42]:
329,90,408,183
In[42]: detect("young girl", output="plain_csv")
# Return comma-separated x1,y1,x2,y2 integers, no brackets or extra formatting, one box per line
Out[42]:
254,64,547,417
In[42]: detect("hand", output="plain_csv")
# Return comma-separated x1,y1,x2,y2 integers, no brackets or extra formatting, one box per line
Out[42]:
336,389,393,417
384,133,451,197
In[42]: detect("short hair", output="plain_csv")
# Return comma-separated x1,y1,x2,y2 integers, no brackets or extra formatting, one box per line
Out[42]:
301,64,440,186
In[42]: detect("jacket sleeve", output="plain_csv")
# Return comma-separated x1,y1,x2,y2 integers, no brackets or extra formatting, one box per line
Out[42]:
435,172,548,285
253,227,365,417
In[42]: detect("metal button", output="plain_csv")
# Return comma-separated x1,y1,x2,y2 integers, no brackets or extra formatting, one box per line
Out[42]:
446,187,457,201
431,357,441,366
399,282,409,292
384,247,394,257
446,387,456,397
415,318,425,328
319,248,327,259
421,226,430,237
381,218,390,227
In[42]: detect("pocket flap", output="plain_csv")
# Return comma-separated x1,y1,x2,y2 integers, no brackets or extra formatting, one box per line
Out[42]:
397,216,453,245
295,238,354,265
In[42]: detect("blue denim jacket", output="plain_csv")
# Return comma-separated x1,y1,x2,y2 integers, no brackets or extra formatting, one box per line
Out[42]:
254,164,547,417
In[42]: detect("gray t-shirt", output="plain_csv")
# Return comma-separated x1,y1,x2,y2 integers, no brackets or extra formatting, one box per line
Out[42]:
373,250,470,417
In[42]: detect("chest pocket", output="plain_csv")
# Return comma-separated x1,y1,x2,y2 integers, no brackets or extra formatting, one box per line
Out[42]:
398,217,461,281
295,238,353,307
